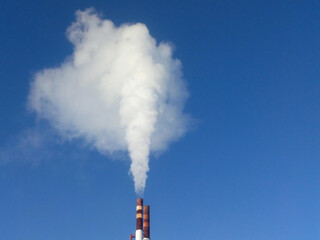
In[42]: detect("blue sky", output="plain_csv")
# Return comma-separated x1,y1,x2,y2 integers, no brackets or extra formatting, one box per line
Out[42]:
1,0,320,239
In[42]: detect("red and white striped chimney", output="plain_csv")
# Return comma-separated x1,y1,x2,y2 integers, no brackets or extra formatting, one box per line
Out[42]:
136,198,143,240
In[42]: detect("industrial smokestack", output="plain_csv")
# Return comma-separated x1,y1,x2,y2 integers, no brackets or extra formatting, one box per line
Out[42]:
131,198,151,240
136,198,143,240
143,205,150,240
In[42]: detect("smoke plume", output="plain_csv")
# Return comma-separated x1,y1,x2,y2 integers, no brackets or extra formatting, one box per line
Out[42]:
29,8,189,194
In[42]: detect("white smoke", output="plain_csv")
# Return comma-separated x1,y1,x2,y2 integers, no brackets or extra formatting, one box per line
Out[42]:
28,8,189,194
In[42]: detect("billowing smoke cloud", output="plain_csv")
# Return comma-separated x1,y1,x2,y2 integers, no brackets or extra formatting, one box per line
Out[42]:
28,8,189,194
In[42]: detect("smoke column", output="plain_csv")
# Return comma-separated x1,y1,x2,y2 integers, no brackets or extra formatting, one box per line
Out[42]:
28,8,189,194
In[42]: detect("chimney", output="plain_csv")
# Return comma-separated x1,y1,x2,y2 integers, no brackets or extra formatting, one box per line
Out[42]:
130,199,151,240
143,205,150,240
135,198,143,240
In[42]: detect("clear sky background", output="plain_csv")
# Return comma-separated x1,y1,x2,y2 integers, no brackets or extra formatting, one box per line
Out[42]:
1,0,319,239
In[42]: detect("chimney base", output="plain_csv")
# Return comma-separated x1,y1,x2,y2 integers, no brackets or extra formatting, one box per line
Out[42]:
135,229,143,240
